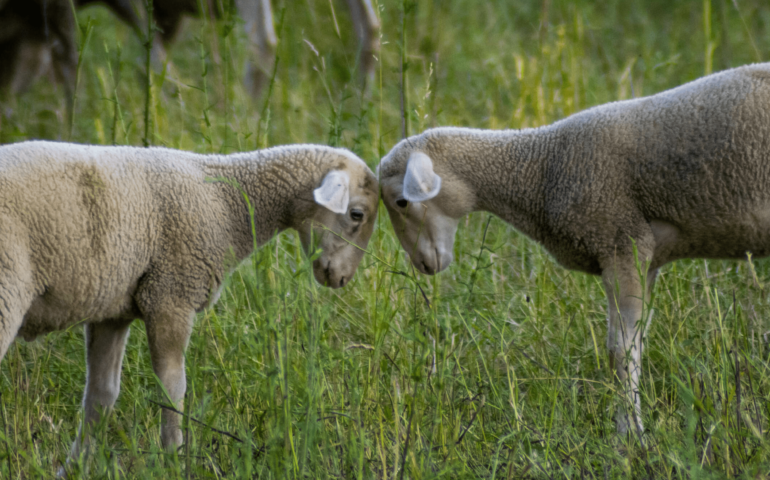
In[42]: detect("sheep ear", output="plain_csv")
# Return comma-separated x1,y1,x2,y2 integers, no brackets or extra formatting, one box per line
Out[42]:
314,170,350,214
403,152,442,202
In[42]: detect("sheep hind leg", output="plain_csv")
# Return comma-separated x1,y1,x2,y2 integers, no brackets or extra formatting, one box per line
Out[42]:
603,260,655,438
59,320,133,477
0,292,30,363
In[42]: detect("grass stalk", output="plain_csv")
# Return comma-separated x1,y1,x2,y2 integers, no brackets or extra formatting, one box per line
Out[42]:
69,18,94,140
400,0,411,139
143,0,154,147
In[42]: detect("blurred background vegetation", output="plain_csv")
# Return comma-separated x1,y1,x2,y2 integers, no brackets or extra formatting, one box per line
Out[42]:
2,0,770,478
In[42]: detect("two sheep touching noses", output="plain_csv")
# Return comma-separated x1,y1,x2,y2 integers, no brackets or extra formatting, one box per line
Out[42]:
378,63,770,436
0,141,379,472
4,61,770,472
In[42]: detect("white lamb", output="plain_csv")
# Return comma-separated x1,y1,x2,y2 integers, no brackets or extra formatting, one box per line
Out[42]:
0,141,379,469
377,63,770,435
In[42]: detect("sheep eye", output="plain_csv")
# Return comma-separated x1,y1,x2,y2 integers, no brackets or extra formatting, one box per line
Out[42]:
350,209,365,222
396,198,408,209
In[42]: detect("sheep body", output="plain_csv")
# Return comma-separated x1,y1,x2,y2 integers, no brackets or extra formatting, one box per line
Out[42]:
0,140,378,470
382,64,770,273
3,144,231,341
377,63,770,435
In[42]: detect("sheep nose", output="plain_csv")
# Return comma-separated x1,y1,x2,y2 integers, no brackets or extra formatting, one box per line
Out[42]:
322,263,334,287
421,260,435,275
338,276,347,288
435,247,452,273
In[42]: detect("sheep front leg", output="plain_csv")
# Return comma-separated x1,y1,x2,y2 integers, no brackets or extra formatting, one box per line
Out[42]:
144,306,194,450
0,294,27,362
0,250,36,361
602,262,654,436
62,320,132,474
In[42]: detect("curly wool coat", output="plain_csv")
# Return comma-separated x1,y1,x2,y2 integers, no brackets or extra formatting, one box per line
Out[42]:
0,141,378,462
377,63,770,434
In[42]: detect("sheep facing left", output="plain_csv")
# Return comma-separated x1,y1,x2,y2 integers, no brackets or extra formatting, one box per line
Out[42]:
0,141,379,471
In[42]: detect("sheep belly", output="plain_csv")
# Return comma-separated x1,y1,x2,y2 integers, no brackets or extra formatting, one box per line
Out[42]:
17,233,150,341
538,236,603,275
19,278,143,341
649,207,770,267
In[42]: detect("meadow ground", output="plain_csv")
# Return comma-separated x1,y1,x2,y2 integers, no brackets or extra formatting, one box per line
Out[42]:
2,0,770,478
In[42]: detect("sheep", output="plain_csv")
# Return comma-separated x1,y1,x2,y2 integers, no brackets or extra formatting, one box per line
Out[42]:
144,0,380,96
0,0,82,98
377,63,770,436
0,140,379,471
0,0,380,101
0,0,138,110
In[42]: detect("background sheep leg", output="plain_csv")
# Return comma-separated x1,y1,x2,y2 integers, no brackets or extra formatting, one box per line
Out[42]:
64,320,133,473
602,260,651,436
235,0,276,98
344,0,380,85
45,0,78,116
143,304,193,449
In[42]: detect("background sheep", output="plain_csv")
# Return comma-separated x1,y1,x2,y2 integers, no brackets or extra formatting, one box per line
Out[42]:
0,140,378,471
377,63,770,436
0,0,379,101
0,0,81,100
140,0,380,96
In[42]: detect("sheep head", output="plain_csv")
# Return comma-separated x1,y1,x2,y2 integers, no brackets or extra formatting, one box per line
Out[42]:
379,146,473,275
297,158,379,288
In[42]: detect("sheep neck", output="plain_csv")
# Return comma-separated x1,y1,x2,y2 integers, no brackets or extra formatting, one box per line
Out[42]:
445,128,554,242
204,151,325,259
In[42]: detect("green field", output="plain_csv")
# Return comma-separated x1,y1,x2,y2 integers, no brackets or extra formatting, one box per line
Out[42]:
2,0,770,477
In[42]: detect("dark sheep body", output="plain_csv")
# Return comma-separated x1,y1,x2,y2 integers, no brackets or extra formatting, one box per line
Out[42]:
0,0,79,95
0,0,379,99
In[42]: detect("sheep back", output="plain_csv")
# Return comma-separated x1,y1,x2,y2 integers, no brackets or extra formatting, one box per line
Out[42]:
541,63,770,268
0,142,230,340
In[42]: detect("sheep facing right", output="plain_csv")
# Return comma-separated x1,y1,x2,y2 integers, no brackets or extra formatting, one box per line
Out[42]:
377,63,770,436
0,141,378,473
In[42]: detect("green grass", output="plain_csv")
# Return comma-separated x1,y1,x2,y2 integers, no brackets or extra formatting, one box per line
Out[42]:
2,0,770,477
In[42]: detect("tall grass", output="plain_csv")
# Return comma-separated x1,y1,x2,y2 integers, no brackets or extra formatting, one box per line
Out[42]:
2,0,770,477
